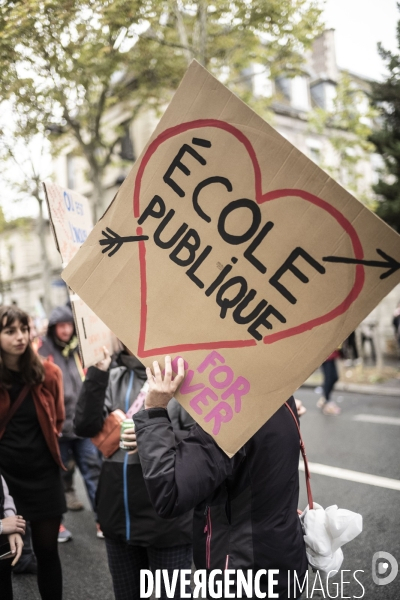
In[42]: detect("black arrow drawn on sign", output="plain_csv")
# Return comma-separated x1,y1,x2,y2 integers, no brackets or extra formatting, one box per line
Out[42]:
322,248,400,280
99,228,149,257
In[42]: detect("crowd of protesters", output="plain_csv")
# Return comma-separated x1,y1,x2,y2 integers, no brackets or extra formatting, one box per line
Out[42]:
0,302,311,600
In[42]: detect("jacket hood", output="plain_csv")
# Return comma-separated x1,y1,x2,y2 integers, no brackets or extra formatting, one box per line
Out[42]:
117,352,147,378
48,305,74,327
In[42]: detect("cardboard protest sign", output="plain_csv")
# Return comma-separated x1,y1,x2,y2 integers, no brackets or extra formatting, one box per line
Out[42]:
62,61,400,456
43,182,115,367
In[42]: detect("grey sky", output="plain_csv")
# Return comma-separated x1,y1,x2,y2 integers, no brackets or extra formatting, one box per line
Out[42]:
324,0,398,80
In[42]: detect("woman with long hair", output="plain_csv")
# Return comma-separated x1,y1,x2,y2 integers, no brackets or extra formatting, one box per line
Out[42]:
0,306,66,599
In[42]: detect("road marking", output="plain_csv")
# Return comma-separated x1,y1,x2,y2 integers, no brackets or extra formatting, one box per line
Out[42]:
353,414,400,426
299,461,400,491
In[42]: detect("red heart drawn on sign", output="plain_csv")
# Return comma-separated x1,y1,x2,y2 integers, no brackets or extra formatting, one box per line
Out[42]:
133,119,365,358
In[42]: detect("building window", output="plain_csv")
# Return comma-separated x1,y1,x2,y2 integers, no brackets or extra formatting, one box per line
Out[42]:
276,76,310,111
251,63,273,98
66,154,76,190
310,81,336,111
8,246,15,275
306,138,323,165
119,123,135,162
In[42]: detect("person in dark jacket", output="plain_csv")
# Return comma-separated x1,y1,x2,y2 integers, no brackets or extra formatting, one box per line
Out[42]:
38,305,102,539
134,356,308,600
74,347,194,600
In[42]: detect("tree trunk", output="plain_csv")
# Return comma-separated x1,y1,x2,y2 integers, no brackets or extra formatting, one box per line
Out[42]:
198,0,207,67
91,168,104,224
37,195,53,317
173,1,192,66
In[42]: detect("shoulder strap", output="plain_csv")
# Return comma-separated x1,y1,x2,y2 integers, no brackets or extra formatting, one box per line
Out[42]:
285,401,314,510
0,471,4,520
0,385,30,439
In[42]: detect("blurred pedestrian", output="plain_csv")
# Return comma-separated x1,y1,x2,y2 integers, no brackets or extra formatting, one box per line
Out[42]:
134,356,308,599
74,346,194,600
360,319,377,364
38,305,102,541
317,349,341,415
342,331,359,366
393,301,400,357
0,305,65,599
0,473,26,600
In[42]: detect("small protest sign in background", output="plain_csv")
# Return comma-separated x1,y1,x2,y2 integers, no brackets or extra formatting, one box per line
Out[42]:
62,61,400,456
43,182,116,368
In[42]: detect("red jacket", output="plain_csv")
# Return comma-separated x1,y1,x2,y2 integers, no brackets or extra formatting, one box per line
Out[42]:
0,361,65,469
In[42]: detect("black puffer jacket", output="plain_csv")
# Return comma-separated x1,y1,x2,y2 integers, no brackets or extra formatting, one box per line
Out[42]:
38,305,82,438
74,353,194,547
134,396,307,598
0,471,4,520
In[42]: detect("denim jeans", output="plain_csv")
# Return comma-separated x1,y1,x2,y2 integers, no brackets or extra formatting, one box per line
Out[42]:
321,359,338,402
59,437,102,512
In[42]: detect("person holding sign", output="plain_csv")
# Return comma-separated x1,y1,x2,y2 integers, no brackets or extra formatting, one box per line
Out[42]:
74,346,194,600
134,356,307,599
0,306,65,600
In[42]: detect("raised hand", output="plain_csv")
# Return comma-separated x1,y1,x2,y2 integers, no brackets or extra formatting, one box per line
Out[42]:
95,346,112,372
144,356,185,410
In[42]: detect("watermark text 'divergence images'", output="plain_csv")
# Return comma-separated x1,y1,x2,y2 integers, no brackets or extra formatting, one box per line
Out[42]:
140,568,366,598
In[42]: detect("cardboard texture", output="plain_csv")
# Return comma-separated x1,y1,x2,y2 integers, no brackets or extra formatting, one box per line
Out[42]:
62,61,400,456
43,182,115,367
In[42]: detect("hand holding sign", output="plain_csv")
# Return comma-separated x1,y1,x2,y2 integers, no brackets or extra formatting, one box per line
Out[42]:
145,356,185,410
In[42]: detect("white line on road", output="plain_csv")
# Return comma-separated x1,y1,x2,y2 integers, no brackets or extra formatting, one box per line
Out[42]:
353,414,400,426
299,461,400,491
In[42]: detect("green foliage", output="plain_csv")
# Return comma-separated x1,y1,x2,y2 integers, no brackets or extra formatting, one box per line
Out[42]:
369,14,400,232
0,0,324,215
0,205,31,234
308,72,377,208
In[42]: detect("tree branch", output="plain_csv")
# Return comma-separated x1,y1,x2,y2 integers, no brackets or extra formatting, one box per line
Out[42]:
171,1,193,65
94,83,109,140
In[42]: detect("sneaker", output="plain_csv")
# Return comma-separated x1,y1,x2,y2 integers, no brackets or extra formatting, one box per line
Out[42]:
295,399,306,417
316,397,325,409
65,489,84,511
96,523,105,539
322,401,341,416
57,524,72,543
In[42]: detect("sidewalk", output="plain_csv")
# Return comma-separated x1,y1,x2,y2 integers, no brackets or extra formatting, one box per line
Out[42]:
301,356,400,397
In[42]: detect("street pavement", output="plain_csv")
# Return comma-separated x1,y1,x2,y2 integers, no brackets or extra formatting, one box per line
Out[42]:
295,387,400,599
12,386,400,599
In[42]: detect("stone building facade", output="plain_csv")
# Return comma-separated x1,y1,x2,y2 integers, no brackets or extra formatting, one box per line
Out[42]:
0,219,67,319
